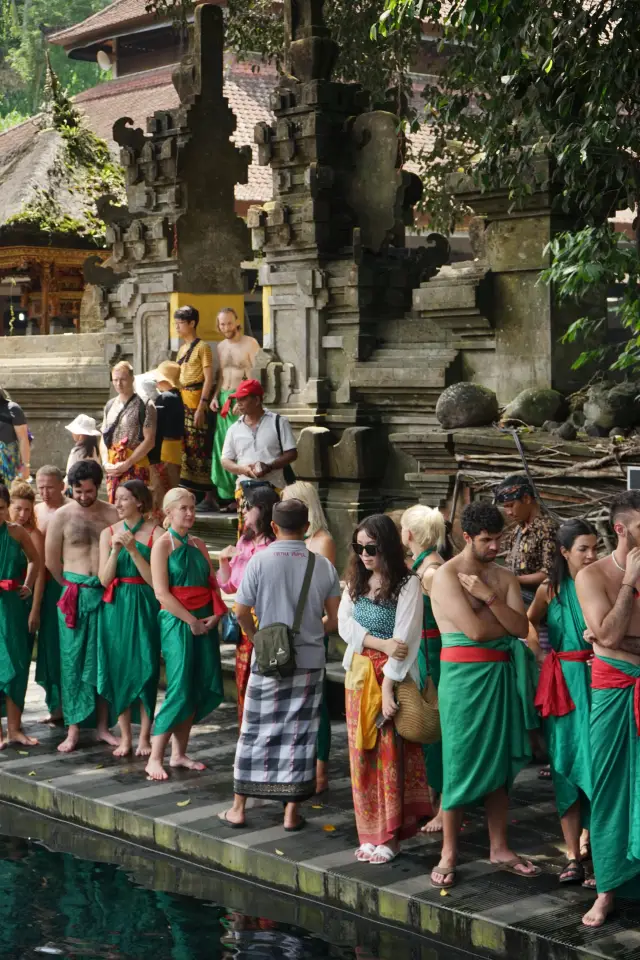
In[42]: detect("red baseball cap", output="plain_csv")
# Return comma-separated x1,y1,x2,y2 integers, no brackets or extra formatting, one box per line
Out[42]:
221,378,264,418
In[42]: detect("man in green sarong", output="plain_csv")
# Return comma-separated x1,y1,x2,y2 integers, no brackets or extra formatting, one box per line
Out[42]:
577,490,640,927
430,502,540,889
45,460,118,753
198,307,259,514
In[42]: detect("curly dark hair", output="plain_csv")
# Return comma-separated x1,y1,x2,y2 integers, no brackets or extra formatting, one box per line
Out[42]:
549,519,597,599
68,459,103,488
345,513,412,602
461,502,504,538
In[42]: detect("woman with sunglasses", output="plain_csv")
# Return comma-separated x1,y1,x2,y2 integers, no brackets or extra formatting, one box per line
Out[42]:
338,514,431,864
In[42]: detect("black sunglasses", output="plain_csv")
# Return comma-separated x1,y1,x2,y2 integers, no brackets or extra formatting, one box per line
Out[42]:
352,542,379,557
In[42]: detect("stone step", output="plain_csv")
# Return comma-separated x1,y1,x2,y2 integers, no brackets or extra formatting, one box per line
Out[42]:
193,512,239,553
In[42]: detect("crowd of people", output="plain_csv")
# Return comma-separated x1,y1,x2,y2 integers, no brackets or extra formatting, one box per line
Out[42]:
0,310,638,930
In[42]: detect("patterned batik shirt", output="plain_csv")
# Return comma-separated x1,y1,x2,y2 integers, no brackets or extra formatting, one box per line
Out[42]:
505,514,558,578
101,394,157,450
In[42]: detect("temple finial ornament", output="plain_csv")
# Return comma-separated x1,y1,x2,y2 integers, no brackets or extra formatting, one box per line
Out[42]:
284,0,338,82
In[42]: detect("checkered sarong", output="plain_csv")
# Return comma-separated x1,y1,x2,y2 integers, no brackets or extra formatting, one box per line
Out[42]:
233,668,323,802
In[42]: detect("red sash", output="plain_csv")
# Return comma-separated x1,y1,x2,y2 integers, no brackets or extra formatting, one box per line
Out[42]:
592,657,640,736
0,579,22,592
103,576,146,604
440,646,509,663
57,580,100,629
422,627,441,641
168,576,227,617
535,649,592,718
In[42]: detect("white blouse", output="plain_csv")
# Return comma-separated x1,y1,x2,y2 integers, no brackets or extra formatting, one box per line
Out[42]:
338,576,423,683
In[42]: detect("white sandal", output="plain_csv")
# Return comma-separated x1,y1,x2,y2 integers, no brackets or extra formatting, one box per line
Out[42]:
355,843,376,862
370,844,398,864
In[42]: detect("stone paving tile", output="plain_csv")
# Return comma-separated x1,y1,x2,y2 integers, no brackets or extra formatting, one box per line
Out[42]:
0,667,637,960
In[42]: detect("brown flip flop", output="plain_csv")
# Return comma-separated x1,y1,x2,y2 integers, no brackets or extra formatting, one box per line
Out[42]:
430,863,457,888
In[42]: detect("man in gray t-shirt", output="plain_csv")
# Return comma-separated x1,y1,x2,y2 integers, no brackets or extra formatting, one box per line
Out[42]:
223,498,340,833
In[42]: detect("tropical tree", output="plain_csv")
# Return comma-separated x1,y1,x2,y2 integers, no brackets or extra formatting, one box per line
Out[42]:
374,0,640,373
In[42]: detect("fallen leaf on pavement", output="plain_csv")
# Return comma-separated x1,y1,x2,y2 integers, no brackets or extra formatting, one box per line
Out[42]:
176,799,191,807
275,849,284,856
27,771,37,777
18,751,29,756
311,804,323,809
323,824,336,832
440,889,450,897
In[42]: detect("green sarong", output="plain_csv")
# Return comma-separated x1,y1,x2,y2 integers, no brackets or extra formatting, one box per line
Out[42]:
35,576,63,714
98,523,160,720
57,572,102,726
152,530,223,735
414,549,443,794
590,655,640,898
544,578,592,820
210,389,237,500
439,632,538,809
0,523,31,711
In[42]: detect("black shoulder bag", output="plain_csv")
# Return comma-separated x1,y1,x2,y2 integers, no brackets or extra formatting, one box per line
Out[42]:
252,551,316,679
275,413,296,486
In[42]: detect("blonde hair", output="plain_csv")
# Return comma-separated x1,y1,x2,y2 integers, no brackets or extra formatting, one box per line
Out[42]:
401,504,446,552
162,487,195,529
9,479,35,503
282,481,328,537
112,360,134,377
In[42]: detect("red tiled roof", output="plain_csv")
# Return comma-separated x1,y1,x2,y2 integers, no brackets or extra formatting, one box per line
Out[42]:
74,65,274,202
49,0,158,49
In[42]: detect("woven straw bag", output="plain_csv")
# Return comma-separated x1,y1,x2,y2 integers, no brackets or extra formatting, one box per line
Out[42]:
393,675,441,745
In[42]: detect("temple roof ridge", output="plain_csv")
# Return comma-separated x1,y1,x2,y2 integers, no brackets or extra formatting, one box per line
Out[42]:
49,0,167,49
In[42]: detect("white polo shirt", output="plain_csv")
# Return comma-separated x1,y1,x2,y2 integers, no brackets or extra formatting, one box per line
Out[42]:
221,408,296,490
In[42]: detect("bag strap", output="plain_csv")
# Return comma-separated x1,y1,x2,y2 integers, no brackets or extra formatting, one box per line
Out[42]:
292,551,316,636
275,413,284,455
177,337,201,366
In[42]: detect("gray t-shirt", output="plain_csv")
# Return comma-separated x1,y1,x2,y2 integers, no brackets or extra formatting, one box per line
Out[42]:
237,539,341,670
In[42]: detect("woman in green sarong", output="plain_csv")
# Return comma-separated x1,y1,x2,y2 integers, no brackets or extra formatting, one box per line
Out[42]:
98,480,162,757
145,487,225,781
401,504,446,833
527,519,597,885
0,483,40,748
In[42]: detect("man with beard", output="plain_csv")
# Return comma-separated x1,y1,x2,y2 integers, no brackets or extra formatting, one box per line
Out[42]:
199,307,259,514
45,460,118,753
34,465,68,723
429,502,540,889
576,490,640,928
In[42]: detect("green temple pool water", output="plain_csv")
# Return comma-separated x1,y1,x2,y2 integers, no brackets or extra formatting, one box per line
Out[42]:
0,802,483,960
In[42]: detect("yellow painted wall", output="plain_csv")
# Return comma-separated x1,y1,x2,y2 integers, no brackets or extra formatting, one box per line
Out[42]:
169,293,245,343
262,285,272,342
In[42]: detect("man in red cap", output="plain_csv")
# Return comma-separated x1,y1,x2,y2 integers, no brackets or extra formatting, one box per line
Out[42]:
220,379,297,533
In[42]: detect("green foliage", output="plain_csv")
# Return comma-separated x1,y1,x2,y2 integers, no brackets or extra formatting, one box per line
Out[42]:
147,0,422,113
0,108,29,131
0,0,111,117
374,0,640,372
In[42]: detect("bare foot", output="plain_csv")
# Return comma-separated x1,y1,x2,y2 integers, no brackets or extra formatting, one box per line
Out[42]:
421,814,443,834
7,731,39,747
135,740,152,757
58,732,79,754
169,755,206,771
582,892,615,928
96,729,120,748
145,758,168,781
218,808,245,827
112,741,132,758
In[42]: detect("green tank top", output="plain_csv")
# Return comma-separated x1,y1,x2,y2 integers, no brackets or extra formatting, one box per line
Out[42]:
112,519,155,578
412,548,439,631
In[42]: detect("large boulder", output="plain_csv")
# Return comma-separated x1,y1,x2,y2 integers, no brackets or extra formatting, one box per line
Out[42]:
436,382,499,429
503,388,566,427
583,382,640,430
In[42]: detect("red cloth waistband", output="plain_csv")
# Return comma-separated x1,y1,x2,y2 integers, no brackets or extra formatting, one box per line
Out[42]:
103,576,146,604
535,649,592,718
423,628,441,640
167,575,226,617
57,580,99,629
441,646,509,663
592,657,640,736
0,579,22,592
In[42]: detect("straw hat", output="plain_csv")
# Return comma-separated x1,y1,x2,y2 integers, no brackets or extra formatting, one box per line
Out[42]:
65,414,101,436
151,360,181,389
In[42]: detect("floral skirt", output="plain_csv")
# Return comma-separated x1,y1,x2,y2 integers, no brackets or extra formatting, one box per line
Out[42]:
345,681,432,846
0,441,20,485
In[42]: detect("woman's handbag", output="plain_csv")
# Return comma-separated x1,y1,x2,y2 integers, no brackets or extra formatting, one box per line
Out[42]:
220,610,241,645
393,675,441,745
252,552,316,679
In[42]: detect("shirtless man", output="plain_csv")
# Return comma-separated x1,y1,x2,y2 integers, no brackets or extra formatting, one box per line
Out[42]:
576,490,640,928
203,307,259,513
34,465,68,723
45,459,118,753
34,465,67,533
430,502,540,889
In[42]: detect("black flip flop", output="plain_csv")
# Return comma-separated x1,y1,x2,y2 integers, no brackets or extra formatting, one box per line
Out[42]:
559,859,585,884
284,816,306,833
218,810,246,829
